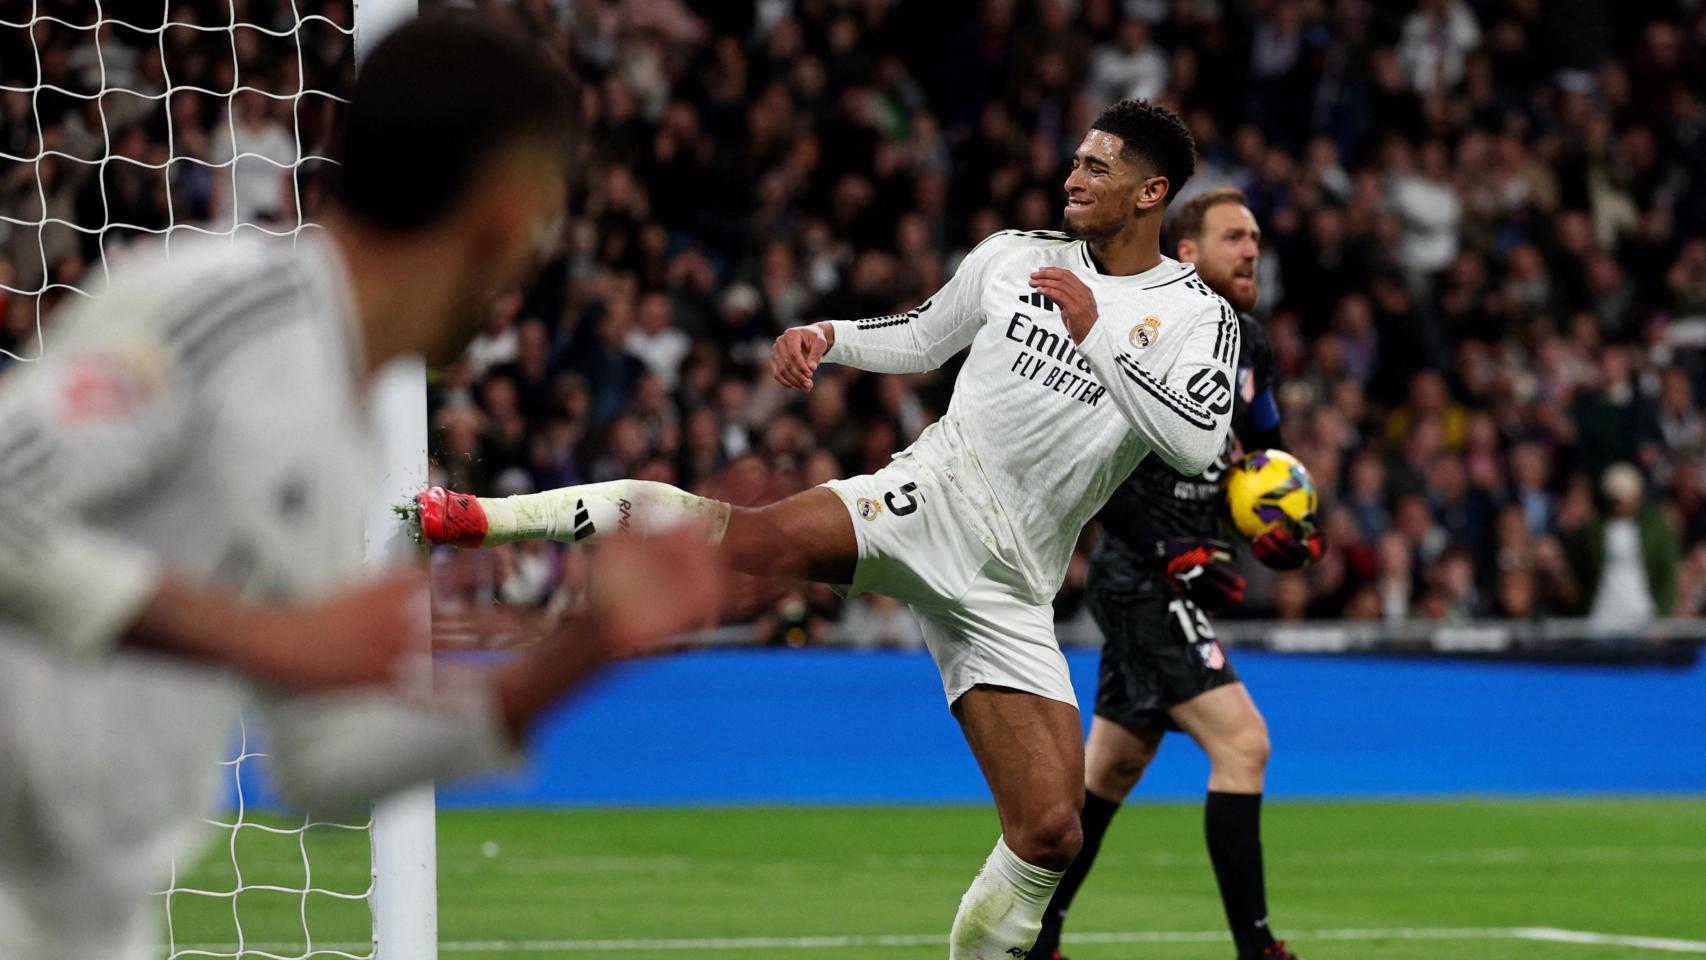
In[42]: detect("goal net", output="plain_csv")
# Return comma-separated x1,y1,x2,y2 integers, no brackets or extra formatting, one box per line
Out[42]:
0,2,424,957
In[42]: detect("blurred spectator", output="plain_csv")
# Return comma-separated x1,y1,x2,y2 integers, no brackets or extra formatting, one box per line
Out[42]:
626,290,692,389
1087,17,1169,114
1396,0,1480,94
1569,347,1662,481
210,91,298,229
840,595,924,650
1566,464,1680,629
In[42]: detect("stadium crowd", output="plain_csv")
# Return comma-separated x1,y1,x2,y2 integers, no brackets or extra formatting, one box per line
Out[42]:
6,0,1706,643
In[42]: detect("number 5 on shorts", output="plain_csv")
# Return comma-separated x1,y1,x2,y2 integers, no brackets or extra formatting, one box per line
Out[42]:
884,482,922,516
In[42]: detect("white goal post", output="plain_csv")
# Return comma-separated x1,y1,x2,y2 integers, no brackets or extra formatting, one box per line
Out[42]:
350,1,438,957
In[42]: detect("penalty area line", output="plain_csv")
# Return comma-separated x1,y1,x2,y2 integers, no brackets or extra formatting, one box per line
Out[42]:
171,926,1706,954
1512,928,1706,954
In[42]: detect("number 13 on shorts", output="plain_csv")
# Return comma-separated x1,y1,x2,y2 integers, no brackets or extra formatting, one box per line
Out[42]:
1168,597,1226,670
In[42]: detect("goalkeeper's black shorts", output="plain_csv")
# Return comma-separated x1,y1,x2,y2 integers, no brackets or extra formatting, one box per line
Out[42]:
1086,560,1240,733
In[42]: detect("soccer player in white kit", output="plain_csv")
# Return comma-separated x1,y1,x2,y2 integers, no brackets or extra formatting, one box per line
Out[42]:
416,99,1237,957
0,19,721,960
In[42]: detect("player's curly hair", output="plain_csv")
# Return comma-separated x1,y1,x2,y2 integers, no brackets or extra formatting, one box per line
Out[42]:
1090,99,1197,205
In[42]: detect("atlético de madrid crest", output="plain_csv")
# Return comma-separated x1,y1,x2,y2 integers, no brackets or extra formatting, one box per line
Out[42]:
1129,315,1162,349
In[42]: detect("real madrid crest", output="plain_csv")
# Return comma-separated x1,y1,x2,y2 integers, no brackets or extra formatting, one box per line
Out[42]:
857,497,883,520
1129,315,1162,349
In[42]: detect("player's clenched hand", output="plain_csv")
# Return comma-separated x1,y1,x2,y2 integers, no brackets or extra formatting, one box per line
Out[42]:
236,574,423,689
1029,267,1099,342
585,528,725,657
487,529,727,742
772,323,832,391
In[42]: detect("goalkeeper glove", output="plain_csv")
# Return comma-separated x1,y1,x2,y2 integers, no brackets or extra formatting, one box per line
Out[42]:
1161,537,1246,608
1250,515,1326,570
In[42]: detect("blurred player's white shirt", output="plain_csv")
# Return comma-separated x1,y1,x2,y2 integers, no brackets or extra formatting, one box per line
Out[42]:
824,230,1238,603
0,233,510,960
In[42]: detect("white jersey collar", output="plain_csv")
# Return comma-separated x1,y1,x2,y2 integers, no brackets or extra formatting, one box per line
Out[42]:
1075,244,1195,287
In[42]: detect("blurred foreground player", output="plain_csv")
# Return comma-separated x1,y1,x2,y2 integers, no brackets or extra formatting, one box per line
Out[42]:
1033,190,1322,960
417,100,1239,957
0,18,721,960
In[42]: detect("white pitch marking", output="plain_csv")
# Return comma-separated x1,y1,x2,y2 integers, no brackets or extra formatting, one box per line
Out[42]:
172,926,1706,954
1513,928,1706,954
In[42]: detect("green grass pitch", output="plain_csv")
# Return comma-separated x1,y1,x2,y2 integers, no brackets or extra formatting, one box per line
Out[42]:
164,799,1706,959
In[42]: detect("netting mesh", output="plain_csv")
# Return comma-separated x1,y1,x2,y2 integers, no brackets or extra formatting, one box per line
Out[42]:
0,0,353,364
1,3,375,956
160,720,376,960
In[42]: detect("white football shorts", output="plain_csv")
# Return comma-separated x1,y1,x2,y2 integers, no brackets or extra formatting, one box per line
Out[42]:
823,460,1076,709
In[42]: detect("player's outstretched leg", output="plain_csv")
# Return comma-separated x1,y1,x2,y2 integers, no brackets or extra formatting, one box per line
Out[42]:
949,686,1084,960
1171,683,1297,960
416,481,732,547
1031,718,1162,960
414,481,857,584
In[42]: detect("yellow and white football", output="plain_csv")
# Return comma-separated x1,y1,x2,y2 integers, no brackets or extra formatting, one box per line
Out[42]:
1225,449,1318,540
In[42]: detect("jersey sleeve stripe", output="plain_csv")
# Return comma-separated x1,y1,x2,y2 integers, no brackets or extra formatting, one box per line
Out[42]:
180,285,308,379
0,427,52,498
0,424,47,479
0,451,51,497
1113,354,1216,429
165,276,298,354
158,262,284,346
1214,304,1240,365
855,312,916,331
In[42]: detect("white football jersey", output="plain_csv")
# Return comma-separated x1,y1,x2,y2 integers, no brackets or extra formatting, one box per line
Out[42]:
824,229,1239,602
0,234,510,960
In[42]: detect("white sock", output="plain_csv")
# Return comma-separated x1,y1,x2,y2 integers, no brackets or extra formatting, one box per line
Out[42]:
950,837,1065,960
479,480,730,546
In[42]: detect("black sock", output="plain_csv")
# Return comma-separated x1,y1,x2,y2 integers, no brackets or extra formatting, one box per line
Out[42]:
1031,789,1121,957
1205,791,1276,958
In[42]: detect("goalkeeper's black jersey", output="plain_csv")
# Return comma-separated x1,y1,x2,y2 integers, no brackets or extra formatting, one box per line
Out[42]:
1091,312,1277,594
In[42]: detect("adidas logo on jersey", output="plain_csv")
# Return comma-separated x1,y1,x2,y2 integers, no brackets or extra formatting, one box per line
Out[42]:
1019,291,1058,312
572,499,596,541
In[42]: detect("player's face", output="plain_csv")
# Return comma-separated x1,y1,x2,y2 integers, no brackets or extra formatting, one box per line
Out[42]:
1178,202,1260,313
1062,130,1166,243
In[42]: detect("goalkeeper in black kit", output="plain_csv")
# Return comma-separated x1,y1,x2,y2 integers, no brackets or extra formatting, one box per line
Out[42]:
1033,189,1323,960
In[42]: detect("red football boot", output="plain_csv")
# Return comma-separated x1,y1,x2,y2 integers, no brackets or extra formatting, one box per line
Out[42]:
416,487,489,547
1256,942,1300,960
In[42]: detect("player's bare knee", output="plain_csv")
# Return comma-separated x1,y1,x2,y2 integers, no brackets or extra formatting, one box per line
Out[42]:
1100,750,1151,796
1216,725,1270,779
1010,801,1083,871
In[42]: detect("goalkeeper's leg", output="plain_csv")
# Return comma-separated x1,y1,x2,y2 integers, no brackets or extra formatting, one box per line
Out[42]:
416,481,855,582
